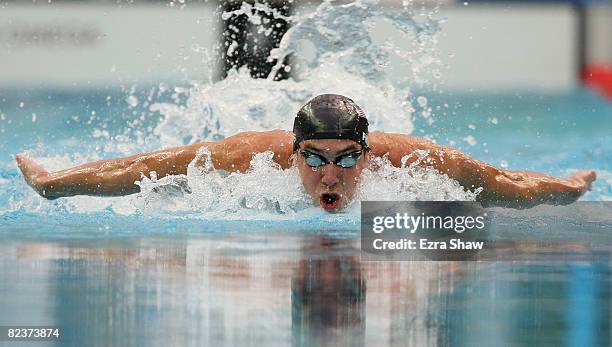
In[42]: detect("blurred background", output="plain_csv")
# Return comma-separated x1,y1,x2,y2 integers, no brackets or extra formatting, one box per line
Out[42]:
0,0,611,97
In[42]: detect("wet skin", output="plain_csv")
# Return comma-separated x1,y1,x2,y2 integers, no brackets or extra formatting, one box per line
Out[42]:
295,139,368,211
15,130,597,209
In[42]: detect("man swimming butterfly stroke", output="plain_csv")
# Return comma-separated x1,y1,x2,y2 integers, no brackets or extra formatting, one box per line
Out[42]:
15,94,596,211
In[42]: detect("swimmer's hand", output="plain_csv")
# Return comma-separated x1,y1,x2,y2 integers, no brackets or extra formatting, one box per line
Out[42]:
559,170,597,202
15,154,58,199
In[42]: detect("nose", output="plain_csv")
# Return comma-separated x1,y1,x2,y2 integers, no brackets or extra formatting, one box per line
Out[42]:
320,164,341,188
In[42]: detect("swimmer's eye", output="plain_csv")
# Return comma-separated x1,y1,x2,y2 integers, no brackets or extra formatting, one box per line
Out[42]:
301,151,328,167
300,150,362,168
335,151,362,168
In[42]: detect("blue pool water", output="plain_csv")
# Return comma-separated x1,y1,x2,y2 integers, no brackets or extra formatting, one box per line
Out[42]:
0,87,611,346
1,87,611,213
1,0,611,344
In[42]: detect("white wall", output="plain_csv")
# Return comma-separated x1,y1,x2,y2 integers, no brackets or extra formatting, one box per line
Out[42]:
296,2,579,91
437,4,577,90
0,3,218,87
0,2,580,90
587,4,612,64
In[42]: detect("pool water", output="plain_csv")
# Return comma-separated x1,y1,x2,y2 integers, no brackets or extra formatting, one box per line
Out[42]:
2,0,612,345
1,87,611,347
0,233,611,346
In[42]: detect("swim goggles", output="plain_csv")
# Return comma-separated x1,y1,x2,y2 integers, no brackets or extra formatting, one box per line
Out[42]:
300,150,363,168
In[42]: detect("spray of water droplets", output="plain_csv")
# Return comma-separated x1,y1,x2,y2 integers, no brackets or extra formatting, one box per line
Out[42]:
150,0,445,147
3,0,478,219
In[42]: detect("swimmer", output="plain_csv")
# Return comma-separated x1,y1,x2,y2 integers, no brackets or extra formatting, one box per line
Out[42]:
15,94,596,211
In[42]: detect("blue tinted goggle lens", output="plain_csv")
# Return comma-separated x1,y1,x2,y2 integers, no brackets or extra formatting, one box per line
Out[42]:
301,151,361,168
338,155,358,168
304,154,325,167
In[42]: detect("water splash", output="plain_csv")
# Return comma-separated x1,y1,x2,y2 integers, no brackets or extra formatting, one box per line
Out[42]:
2,150,477,221
130,148,476,218
1,0,475,219
268,0,442,87
356,155,479,202
135,148,311,216
149,0,445,148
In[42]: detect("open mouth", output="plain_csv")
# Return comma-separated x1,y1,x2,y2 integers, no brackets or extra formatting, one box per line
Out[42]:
320,193,341,210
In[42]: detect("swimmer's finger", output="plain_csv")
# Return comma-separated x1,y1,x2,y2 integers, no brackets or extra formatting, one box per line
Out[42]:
567,170,597,193
15,153,47,176
14,154,52,198
574,170,597,188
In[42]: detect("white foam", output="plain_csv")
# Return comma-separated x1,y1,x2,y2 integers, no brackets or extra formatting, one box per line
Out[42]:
130,149,476,218
4,0,474,218
149,0,444,148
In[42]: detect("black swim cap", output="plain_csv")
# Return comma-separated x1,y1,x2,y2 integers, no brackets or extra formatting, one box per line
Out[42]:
293,94,369,151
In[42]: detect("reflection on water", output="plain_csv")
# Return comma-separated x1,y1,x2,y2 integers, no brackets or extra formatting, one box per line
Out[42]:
0,233,610,347
292,238,366,347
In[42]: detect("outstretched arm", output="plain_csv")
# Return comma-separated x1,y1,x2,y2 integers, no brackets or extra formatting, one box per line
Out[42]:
371,133,596,208
16,130,294,199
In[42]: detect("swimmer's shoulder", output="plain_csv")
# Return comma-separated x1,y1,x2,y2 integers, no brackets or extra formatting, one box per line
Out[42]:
247,130,294,153
369,132,433,157
262,129,294,144
216,129,294,169
221,130,293,148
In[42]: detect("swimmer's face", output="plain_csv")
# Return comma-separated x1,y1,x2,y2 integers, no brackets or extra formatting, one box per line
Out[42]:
296,139,368,212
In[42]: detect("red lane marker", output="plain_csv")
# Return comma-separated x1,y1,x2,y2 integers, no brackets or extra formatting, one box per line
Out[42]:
582,64,612,100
